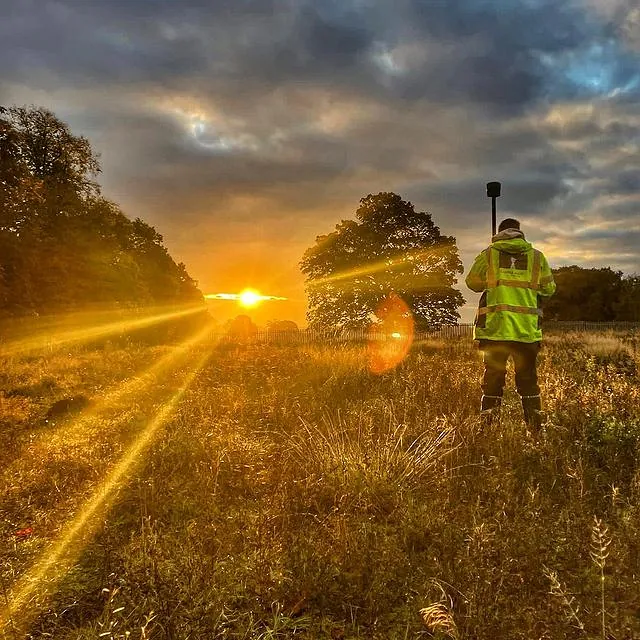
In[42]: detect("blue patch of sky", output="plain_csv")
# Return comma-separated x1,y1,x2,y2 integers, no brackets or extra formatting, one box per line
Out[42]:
187,117,257,154
538,39,640,99
190,120,235,152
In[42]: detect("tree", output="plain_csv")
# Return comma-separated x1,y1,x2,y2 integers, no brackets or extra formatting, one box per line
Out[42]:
544,266,625,321
267,320,299,343
5,106,100,196
227,314,258,342
615,276,640,321
267,320,299,334
0,105,203,313
300,192,464,330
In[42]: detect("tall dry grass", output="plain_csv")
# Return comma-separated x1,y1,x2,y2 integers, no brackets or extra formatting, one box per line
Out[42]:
1,333,640,638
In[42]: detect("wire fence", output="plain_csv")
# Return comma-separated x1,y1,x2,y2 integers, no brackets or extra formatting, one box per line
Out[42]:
543,321,640,333
216,321,640,345
4,315,640,352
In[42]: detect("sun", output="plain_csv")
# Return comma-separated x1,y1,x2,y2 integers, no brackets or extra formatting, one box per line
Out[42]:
204,290,287,305
238,289,261,308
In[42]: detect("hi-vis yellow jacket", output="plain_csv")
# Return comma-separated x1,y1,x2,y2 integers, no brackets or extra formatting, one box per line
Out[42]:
465,230,556,343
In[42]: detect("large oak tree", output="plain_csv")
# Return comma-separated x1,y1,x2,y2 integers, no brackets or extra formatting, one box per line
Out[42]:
300,192,464,330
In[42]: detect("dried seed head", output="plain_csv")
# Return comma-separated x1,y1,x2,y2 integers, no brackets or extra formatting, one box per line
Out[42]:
419,603,459,640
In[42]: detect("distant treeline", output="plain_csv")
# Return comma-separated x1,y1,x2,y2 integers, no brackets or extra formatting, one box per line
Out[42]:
0,105,203,316
546,266,640,322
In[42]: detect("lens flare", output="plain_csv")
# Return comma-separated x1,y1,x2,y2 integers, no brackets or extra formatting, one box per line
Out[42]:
368,293,415,374
0,327,214,484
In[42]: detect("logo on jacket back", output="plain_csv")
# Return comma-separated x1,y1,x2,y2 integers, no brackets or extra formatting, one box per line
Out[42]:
499,252,528,270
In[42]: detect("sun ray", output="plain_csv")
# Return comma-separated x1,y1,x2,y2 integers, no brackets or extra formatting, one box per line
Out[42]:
0,303,206,358
0,331,213,635
306,244,453,289
0,324,214,475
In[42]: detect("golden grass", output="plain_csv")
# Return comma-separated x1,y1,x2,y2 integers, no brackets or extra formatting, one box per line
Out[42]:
0,325,214,636
1,332,640,638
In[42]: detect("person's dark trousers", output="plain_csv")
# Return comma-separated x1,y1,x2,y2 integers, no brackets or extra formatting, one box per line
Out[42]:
479,340,542,430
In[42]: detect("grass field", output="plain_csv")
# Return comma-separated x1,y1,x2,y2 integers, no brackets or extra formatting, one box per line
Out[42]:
2,326,640,639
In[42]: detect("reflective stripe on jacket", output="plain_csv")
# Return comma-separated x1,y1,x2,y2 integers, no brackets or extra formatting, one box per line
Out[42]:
465,233,556,343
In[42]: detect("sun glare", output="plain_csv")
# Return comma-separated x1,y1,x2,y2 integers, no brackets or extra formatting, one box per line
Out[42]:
204,291,287,305
0,304,205,358
239,288,261,308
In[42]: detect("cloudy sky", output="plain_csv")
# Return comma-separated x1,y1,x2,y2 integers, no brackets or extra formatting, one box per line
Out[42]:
2,0,639,324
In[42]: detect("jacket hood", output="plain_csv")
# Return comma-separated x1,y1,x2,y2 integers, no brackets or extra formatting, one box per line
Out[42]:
490,229,532,254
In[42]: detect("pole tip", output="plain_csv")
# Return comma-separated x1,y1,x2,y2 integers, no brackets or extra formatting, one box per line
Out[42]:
486,181,501,197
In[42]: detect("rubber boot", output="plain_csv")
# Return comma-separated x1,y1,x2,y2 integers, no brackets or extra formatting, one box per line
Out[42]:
521,395,543,433
480,395,502,430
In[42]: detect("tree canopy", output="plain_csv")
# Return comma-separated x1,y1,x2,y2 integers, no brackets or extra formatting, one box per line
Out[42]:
0,105,202,315
300,192,464,330
545,266,640,322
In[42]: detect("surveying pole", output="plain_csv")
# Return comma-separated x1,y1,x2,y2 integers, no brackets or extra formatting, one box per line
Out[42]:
486,181,501,236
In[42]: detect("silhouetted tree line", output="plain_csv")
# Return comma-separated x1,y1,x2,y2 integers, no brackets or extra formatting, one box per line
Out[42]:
545,266,640,322
0,105,203,316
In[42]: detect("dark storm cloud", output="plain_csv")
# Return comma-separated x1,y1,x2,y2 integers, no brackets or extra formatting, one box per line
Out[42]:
607,170,640,195
405,172,571,227
298,6,373,64
388,0,581,110
408,0,584,48
575,225,640,241
0,1,210,87
0,0,376,94
2,0,619,111
367,0,632,114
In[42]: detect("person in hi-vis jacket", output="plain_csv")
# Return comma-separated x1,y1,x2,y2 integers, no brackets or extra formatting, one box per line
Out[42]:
466,218,556,431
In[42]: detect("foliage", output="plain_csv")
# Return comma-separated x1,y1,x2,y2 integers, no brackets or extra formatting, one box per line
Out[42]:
267,320,299,334
267,320,300,344
227,314,258,340
614,275,640,321
300,192,465,330
545,265,640,321
584,415,640,486
0,105,202,314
